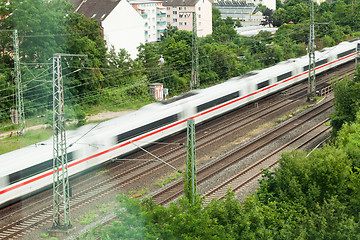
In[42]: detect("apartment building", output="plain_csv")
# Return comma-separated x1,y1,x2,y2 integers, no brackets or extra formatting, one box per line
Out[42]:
131,0,167,42
162,0,212,37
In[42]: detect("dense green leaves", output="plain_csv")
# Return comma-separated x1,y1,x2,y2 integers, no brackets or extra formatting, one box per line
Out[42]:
330,68,360,136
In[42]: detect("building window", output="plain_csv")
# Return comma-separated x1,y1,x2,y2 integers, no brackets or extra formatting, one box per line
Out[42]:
198,7,201,10
179,22,183,25
199,22,201,26
167,22,170,24
184,7,186,10
167,7,170,10
167,14,170,18
184,22,187,25
179,7,182,10
199,14,201,18
173,19,177,22
173,11,177,14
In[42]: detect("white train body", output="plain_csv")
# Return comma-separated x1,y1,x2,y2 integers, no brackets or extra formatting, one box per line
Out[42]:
1,39,359,207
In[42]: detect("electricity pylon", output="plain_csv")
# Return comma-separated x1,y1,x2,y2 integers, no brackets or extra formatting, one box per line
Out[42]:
185,118,197,204
52,53,86,230
191,12,199,90
14,30,25,134
308,0,316,101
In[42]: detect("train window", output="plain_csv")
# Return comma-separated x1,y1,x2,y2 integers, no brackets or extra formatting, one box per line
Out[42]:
8,151,76,185
277,72,292,82
257,80,270,90
337,48,356,59
315,59,328,67
304,58,329,71
117,114,178,143
196,91,240,113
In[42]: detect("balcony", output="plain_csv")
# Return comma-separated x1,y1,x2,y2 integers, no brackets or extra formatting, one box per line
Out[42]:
157,21,166,25
141,14,148,18
157,29,165,33
157,13,166,16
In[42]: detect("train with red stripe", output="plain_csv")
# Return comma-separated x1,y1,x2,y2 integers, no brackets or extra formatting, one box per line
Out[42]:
0,39,359,208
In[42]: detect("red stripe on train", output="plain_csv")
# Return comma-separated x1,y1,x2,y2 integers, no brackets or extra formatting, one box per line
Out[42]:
0,51,356,195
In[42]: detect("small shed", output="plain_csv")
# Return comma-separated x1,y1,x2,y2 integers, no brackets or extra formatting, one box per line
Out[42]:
149,83,163,101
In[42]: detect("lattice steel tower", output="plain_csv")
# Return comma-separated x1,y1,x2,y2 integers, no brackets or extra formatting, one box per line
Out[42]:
191,12,199,90
14,30,25,134
308,0,316,101
185,118,197,204
52,53,71,229
52,53,86,230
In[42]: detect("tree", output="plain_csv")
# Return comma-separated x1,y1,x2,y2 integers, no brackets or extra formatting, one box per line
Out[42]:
234,18,242,28
161,24,178,40
212,6,237,42
330,69,360,136
261,8,274,27
64,12,108,98
12,0,72,63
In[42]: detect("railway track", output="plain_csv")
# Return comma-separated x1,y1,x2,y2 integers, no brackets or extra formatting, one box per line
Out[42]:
203,119,331,205
0,62,353,239
0,87,309,240
151,95,333,205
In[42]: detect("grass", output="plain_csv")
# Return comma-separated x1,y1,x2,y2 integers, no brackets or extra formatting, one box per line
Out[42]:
274,105,311,126
0,128,53,154
129,188,149,198
75,210,99,225
155,171,183,187
97,202,114,214
0,97,154,154
324,121,331,126
40,233,49,238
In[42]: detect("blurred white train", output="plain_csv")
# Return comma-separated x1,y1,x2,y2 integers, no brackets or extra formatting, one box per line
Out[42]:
1,39,359,208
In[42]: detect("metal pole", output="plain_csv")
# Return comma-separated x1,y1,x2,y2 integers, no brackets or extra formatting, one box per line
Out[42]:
308,0,316,101
13,30,25,134
52,53,71,229
52,53,86,230
185,118,196,204
191,12,199,90
356,43,360,70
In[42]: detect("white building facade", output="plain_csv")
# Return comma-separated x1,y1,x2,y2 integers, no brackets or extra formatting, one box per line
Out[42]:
130,0,167,42
74,0,145,59
163,0,212,37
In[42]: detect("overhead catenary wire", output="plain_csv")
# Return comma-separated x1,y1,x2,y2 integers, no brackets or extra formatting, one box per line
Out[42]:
0,22,356,119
